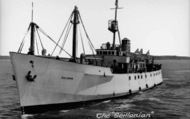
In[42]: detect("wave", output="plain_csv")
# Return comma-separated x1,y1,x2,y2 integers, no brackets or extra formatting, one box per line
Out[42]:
115,103,134,109
147,97,162,102
174,70,190,73
21,114,34,119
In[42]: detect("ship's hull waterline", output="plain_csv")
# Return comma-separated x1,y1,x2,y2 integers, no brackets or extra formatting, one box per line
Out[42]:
10,52,163,114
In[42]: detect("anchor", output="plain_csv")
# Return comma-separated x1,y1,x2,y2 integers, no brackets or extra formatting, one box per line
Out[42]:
25,71,37,82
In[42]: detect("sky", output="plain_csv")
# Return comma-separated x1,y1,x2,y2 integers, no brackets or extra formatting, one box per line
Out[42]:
0,0,190,57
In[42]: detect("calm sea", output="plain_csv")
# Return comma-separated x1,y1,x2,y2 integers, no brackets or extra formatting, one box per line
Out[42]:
0,59,190,119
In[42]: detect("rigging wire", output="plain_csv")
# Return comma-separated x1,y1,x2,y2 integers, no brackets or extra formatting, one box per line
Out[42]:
38,27,72,57
88,39,95,55
51,13,73,55
36,28,44,50
59,22,72,55
79,26,85,55
117,26,122,45
78,12,98,64
18,25,31,53
35,29,40,55
78,13,96,54
35,40,39,55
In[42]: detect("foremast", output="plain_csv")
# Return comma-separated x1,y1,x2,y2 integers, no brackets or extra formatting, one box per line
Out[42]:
28,2,39,55
71,6,80,62
28,22,37,55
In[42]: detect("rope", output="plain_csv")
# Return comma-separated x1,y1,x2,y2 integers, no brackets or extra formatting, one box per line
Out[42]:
79,26,85,54
51,13,73,55
38,27,72,57
78,13,96,54
35,32,39,55
59,22,72,55
17,25,31,53
78,12,97,64
118,28,122,45
88,40,95,55
36,28,44,49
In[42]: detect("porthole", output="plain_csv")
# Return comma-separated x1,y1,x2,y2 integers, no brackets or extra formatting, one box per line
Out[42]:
129,89,132,94
146,84,149,88
129,76,131,80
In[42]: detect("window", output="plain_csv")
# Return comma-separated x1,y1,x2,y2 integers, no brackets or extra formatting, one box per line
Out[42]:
129,76,131,80
108,51,111,55
97,51,99,55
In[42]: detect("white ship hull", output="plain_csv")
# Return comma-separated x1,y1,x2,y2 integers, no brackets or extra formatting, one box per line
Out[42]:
10,52,163,114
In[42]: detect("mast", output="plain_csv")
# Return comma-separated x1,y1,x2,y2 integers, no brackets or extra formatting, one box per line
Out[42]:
71,6,79,62
28,2,35,55
108,0,120,49
113,0,118,49
29,23,35,55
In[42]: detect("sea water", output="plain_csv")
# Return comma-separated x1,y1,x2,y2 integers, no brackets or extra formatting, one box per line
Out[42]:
0,59,190,119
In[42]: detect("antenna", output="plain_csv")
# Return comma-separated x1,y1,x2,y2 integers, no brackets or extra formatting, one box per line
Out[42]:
31,2,34,22
115,0,118,21
110,0,123,20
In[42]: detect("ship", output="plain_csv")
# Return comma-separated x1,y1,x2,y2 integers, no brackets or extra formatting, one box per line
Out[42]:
10,0,163,114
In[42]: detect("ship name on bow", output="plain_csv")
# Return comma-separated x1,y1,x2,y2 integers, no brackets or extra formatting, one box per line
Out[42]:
61,76,74,80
